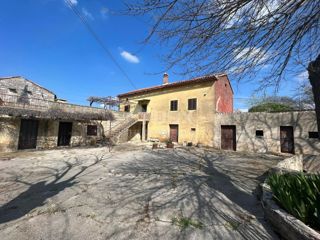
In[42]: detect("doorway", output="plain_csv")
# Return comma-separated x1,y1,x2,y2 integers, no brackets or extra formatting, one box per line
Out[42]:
141,104,148,112
18,119,39,150
280,126,294,154
169,124,179,142
221,125,236,151
58,122,73,146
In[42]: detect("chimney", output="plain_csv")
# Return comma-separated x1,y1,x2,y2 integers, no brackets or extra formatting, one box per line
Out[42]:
163,72,169,85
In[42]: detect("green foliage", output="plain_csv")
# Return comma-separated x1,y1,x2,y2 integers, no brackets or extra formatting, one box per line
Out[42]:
249,102,294,112
268,173,320,230
172,216,204,230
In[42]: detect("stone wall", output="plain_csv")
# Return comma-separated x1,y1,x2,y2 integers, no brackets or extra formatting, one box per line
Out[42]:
0,77,55,103
214,111,320,155
37,120,59,149
0,110,130,152
0,116,20,152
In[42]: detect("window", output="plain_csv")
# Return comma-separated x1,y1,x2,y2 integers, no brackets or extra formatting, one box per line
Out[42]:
27,91,32,95
124,105,130,112
309,132,319,139
9,88,17,94
191,128,196,131
188,98,197,110
256,130,264,137
87,125,97,136
170,100,178,111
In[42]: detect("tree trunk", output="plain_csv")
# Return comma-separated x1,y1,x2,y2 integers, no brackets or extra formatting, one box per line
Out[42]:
308,53,320,139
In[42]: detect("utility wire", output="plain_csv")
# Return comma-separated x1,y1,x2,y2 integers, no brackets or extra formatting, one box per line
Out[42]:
65,0,137,89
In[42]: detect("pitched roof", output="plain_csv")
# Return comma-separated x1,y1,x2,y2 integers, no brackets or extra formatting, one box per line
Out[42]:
0,76,56,96
118,73,227,98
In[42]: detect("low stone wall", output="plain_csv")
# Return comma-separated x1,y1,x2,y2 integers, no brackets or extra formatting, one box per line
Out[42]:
261,183,320,240
272,155,303,173
261,156,320,240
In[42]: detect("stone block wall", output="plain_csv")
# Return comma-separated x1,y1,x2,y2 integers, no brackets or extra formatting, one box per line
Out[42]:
0,116,20,152
0,77,55,104
37,120,59,149
214,111,320,155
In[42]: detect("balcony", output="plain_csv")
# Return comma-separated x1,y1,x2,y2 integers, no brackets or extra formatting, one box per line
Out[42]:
0,93,114,121
137,112,151,121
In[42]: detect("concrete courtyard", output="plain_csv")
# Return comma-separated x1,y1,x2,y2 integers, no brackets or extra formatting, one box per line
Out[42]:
0,144,282,239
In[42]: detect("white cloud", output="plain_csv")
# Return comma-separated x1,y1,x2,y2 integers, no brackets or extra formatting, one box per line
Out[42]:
120,51,140,64
296,71,308,83
65,0,78,6
82,8,94,20
100,7,109,19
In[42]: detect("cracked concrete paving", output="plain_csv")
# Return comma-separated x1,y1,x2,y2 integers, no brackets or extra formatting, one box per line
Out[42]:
0,143,282,240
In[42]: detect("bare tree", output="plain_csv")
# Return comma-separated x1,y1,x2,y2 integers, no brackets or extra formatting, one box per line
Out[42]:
125,0,320,136
295,80,315,110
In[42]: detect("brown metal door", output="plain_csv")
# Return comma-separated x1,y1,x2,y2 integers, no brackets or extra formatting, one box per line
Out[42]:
18,119,39,149
169,125,179,142
58,122,73,146
280,126,294,153
221,125,236,151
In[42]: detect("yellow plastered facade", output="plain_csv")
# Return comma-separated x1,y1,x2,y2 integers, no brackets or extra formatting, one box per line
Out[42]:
119,81,216,146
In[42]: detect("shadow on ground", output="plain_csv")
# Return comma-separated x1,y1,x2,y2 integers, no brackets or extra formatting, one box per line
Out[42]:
99,147,281,239
0,154,106,224
0,146,281,240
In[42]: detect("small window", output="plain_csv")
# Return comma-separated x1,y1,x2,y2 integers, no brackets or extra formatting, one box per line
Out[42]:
188,98,197,110
27,91,32,95
170,100,178,111
309,132,319,139
256,130,264,137
191,128,196,131
9,88,17,93
124,105,130,112
87,125,97,136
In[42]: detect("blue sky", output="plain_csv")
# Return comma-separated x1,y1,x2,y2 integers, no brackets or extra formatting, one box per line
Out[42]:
0,0,307,110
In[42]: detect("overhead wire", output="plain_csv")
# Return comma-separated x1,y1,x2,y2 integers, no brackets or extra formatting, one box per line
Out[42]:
65,0,137,89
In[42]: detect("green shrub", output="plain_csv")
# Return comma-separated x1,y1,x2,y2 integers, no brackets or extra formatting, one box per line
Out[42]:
267,173,320,230
249,102,294,112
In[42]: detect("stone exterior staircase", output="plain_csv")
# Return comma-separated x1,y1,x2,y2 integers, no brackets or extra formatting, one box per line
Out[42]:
105,114,139,143
102,112,150,144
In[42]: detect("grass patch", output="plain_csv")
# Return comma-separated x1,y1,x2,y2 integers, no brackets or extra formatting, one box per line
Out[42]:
172,216,204,230
226,221,241,230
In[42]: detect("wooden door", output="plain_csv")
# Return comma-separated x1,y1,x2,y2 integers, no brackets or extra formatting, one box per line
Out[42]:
18,119,39,149
280,126,294,154
169,124,179,142
58,122,73,146
221,125,236,151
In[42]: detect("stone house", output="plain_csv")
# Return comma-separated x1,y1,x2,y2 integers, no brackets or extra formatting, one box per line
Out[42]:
117,73,233,146
0,76,116,152
117,73,319,155
1,75,318,155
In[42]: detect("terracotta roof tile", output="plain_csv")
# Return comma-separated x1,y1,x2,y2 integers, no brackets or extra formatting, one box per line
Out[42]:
118,73,227,98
